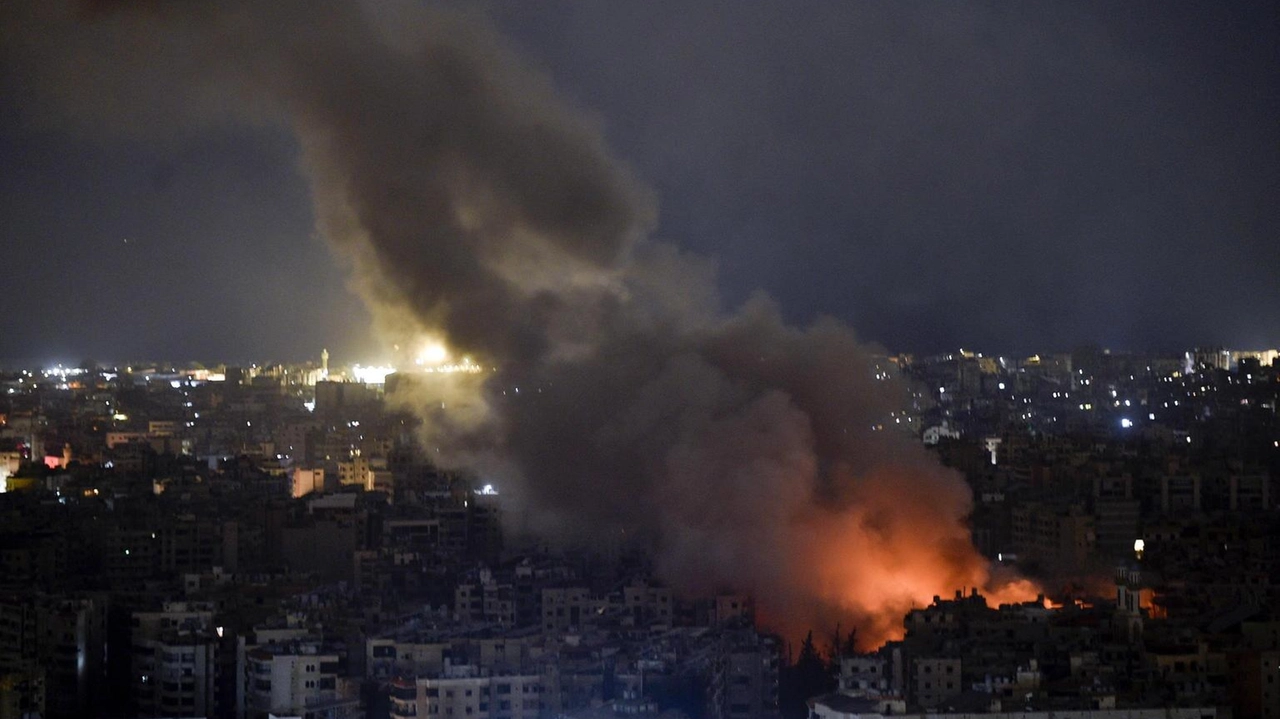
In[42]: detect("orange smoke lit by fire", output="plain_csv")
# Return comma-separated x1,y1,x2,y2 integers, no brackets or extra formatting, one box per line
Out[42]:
755,466,1042,651
1044,598,1096,610
1138,588,1166,619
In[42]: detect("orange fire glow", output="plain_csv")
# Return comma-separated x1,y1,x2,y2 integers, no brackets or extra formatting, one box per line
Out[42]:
1138,588,1166,619
751,465,1042,651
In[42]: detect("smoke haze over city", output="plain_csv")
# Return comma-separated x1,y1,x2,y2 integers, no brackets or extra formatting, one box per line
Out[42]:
2,2,1278,365
0,0,1066,645
3,6,1280,719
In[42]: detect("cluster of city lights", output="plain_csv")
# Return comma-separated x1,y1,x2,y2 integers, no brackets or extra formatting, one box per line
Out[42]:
413,340,483,374
350,358,483,385
41,365,87,380
351,365,397,385
419,359,482,374
349,337,485,385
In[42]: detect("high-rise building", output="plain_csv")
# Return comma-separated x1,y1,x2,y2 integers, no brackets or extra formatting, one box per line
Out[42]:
242,641,355,719
390,666,544,719
0,594,107,719
132,603,219,718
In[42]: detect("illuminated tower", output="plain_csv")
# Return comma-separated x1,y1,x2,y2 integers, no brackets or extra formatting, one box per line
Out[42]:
321,348,330,378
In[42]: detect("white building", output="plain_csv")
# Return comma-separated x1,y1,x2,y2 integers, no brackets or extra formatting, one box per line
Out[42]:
337,455,388,491
390,665,544,719
243,641,357,719
837,656,890,695
922,423,961,446
809,702,1213,719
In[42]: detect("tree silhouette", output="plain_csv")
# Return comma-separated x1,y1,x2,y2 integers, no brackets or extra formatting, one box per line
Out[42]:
780,631,835,719
825,623,859,674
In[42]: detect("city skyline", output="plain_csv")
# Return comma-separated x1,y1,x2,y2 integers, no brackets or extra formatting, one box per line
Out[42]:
3,341,1280,377
1,5,1278,718
2,1,1277,363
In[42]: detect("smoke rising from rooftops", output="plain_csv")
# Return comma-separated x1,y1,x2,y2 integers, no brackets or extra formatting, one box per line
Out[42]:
3,0,1037,646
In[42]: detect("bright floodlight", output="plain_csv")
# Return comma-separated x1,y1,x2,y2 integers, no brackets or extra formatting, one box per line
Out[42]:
352,365,395,384
417,341,449,366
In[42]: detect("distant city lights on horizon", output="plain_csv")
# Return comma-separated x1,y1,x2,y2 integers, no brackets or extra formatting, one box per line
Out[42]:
350,356,483,384
350,365,397,385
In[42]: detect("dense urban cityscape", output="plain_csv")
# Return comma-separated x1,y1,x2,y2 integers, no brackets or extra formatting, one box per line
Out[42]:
2,345,1278,719
4,1,1278,719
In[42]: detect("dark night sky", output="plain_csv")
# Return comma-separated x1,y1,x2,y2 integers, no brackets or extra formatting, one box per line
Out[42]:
2,1,1277,366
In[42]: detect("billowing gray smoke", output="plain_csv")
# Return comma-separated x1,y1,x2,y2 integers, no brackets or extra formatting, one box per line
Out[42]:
3,0,1035,646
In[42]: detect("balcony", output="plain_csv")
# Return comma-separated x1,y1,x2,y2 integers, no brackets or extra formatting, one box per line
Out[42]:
302,691,339,707
391,703,420,719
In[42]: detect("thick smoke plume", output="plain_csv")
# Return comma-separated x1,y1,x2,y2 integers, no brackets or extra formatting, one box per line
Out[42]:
3,0,1037,647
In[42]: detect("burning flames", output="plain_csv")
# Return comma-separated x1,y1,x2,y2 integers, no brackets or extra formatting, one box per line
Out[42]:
20,0,1047,654
764,469,1043,649
353,337,486,383
377,336,1041,650
418,359,483,374
409,338,483,374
